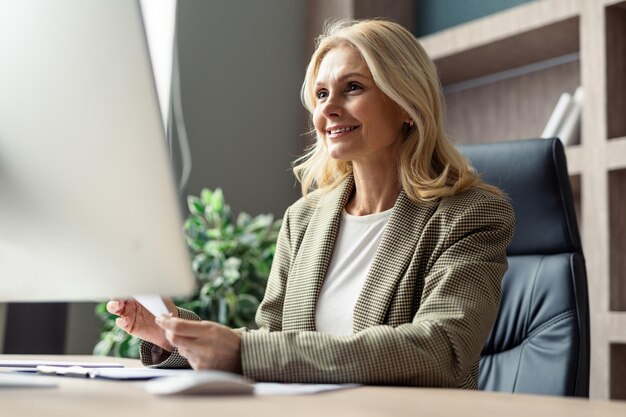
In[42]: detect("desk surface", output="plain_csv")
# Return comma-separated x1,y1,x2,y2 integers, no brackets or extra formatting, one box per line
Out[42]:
2,355,626,417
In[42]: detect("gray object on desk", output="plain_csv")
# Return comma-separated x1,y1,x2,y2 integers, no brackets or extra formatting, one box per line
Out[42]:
145,371,254,396
0,373,57,389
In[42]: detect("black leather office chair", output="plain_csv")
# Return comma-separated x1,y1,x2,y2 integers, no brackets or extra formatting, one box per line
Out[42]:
459,138,590,397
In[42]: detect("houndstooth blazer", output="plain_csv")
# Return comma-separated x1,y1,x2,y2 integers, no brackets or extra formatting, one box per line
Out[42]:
141,175,515,388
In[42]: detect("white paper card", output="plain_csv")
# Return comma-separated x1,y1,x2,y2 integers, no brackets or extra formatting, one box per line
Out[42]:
0,360,123,368
37,366,191,380
133,295,170,317
254,383,360,396
94,368,192,380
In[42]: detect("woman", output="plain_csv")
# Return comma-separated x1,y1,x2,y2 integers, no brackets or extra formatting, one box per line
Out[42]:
108,19,514,388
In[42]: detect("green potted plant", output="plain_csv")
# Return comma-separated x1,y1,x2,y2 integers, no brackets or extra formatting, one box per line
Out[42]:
93,188,282,358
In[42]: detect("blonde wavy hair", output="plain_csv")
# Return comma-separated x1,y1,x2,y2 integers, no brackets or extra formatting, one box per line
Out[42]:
294,19,500,202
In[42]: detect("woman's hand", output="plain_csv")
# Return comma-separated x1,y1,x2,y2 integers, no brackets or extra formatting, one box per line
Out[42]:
155,316,242,373
106,298,178,351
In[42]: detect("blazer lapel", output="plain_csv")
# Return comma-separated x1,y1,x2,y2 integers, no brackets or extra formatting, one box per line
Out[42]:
352,192,436,332
282,176,354,331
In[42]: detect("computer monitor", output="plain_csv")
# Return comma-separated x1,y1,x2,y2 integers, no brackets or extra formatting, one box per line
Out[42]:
0,0,196,301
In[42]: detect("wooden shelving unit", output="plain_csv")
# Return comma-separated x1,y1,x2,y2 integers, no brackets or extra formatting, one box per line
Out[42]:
419,0,626,400
422,0,580,85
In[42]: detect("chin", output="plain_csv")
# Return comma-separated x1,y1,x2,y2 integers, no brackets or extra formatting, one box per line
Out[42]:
327,151,352,161
326,146,352,161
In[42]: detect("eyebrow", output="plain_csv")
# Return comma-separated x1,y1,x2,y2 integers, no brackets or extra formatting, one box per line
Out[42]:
314,71,369,86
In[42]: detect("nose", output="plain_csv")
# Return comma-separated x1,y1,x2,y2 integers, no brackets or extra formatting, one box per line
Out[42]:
320,93,343,118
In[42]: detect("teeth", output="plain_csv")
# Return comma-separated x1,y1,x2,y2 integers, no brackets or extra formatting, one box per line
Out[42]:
329,126,356,134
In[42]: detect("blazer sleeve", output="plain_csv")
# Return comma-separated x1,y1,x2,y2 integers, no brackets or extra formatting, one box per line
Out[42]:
239,195,514,387
139,307,199,368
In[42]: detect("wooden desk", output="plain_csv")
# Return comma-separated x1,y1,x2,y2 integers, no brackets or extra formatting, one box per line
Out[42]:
2,355,626,417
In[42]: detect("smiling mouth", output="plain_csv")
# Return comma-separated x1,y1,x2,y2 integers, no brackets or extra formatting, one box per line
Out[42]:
326,126,359,137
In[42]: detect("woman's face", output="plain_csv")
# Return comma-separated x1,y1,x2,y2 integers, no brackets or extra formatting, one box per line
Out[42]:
312,45,408,165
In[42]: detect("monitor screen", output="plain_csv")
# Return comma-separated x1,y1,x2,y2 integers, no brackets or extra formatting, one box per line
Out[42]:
0,0,196,301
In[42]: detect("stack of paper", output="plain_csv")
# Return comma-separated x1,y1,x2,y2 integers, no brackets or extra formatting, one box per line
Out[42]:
0,359,124,388
541,86,583,146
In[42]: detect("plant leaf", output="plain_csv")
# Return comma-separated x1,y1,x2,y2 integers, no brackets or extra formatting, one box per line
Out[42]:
211,188,224,215
187,196,205,216
236,212,252,228
200,188,213,206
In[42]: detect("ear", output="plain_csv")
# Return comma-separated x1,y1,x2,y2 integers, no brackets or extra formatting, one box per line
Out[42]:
402,118,416,138
401,109,414,127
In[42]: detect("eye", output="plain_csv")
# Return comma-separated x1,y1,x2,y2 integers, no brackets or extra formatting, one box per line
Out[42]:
347,82,363,92
315,89,328,100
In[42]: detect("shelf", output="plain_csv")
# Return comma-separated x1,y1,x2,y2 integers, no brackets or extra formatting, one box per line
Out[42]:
609,313,626,341
606,2,626,139
423,1,582,145
610,343,626,400
443,60,579,144
604,0,626,9
606,137,626,170
609,168,626,312
565,145,582,175
419,0,580,85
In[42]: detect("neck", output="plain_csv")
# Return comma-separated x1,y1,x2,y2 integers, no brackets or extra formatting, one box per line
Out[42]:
346,164,401,216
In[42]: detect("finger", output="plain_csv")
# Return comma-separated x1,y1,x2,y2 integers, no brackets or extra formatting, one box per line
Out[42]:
163,330,198,349
155,316,208,337
115,316,130,332
177,347,208,370
163,298,178,317
106,300,124,315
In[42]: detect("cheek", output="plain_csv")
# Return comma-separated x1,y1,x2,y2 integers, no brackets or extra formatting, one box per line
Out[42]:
312,110,327,146
312,109,324,133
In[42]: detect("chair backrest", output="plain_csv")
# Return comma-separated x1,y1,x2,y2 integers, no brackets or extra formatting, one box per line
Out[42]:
459,138,590,397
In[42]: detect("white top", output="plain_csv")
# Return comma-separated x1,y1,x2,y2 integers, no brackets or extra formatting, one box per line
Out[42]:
315,208,393,336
